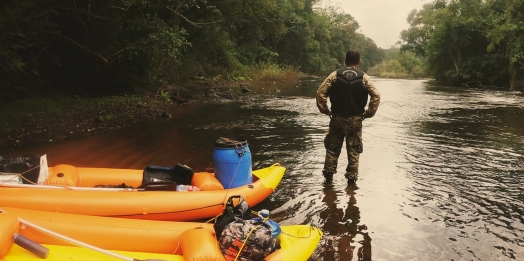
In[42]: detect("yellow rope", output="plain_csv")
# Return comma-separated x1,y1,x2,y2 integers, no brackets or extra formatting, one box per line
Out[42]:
205,214,219,224
233,217,268,261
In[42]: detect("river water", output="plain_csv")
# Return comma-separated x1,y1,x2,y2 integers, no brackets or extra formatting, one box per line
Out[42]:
2,78,523,261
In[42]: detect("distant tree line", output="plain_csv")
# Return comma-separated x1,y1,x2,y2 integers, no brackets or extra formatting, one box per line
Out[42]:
400,0,524,90
367,48,427,79
0,0,384,102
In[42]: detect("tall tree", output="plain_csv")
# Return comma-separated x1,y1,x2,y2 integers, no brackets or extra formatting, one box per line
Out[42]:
488,0,524,90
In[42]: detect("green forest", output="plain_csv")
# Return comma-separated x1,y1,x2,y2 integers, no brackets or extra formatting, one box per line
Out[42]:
1,0,523,104
0,0,382,102
400,0,524,90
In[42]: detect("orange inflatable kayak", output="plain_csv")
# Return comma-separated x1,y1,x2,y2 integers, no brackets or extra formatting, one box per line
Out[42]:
0,207,323,261
0,163,285,221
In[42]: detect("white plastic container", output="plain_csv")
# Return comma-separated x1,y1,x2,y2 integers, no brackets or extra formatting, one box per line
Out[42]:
0,174,23,184
176,185,200,192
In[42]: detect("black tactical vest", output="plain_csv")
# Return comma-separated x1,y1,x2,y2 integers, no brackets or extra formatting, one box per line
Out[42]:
329,68,368,116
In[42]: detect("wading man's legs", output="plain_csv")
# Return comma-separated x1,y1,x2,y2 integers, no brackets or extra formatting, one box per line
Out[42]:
323,128,345,182
323,115,363,184
345,130,362,184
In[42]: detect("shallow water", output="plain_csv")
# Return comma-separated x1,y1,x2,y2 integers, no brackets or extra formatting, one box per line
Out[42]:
2,78,524,261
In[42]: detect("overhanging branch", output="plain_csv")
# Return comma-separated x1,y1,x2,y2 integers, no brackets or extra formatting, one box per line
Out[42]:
107,0,136,11
165,6,222,27
40,29,138,63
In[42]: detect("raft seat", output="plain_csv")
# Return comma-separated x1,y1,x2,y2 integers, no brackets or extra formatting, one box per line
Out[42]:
45,164,80,186
138,173,225,191
179,227,225,261
42,164,224,191
192,172,224,191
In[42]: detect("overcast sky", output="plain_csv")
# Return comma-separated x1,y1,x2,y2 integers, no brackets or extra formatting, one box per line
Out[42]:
320,0,433,49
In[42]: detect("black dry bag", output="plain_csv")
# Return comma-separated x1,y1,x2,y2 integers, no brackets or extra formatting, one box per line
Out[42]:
214,195,251,238
142,163,194,185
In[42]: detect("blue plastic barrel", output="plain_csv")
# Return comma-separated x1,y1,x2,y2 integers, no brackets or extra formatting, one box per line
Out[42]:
213,138,252,189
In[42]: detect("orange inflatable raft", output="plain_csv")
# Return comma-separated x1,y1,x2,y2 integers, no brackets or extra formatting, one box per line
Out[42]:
0,207,323,261
0,163,285,221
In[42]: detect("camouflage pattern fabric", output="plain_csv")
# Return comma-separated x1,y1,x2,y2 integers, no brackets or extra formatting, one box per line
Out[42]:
219,219,277,261
323,114,363,180
316,65,380,181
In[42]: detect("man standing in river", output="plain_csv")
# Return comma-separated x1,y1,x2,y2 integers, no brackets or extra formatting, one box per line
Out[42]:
316,50,380,185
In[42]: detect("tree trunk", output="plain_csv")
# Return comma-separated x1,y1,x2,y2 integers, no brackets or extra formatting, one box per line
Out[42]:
510,68,524,91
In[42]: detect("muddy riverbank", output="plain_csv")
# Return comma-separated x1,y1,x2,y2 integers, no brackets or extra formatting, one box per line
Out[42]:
0,83,259,149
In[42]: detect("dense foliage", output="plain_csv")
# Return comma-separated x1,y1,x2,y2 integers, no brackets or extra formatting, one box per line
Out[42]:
399,0,524,90
0,0,384,102
367,48,427,79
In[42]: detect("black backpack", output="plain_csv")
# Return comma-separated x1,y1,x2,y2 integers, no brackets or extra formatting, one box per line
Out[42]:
213,195,251,238
141,163,194,185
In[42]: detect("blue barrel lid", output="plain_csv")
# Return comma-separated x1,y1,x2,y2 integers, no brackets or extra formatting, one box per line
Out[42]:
215,137,248,148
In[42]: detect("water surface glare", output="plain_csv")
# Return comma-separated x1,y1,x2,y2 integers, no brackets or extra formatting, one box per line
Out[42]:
2,78,523,261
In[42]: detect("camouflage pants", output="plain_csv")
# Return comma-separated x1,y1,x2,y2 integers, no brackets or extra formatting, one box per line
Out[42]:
323,114,363,180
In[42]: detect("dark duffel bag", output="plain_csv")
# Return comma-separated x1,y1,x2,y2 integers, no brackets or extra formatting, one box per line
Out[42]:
142,163,193,185
213,195,251,238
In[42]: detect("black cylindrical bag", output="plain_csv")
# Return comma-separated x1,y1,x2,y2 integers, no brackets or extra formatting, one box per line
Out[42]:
213,195,251,238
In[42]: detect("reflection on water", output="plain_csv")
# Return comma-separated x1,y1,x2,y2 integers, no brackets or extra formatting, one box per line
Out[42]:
2,78,524,261
318,185,371,261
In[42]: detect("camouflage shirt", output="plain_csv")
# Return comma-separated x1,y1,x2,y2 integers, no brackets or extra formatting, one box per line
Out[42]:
316,66,380,118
